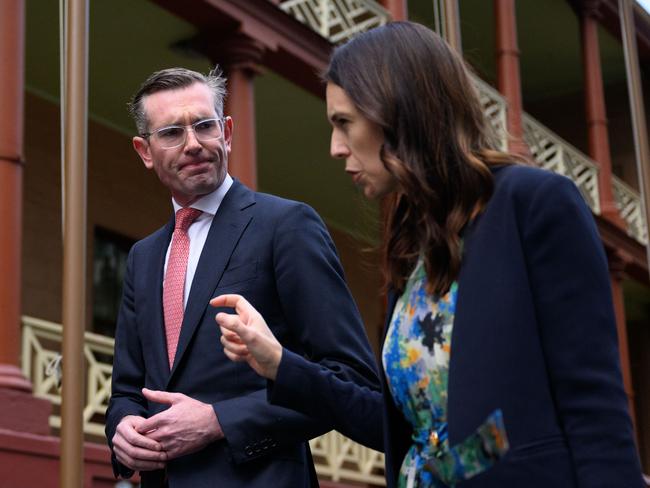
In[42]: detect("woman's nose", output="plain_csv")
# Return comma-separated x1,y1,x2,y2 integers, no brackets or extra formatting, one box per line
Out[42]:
330,133,349,159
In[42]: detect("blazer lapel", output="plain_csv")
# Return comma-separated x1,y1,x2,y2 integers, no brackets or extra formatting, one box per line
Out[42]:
168,181,255,381
146,219,175,379
382,290,398,342
447,214,480,445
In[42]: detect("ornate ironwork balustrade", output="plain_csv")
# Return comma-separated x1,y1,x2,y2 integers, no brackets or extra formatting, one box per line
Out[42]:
278,0,389,43
472,75,509,152
20,315,387,486
613,176,649,245
522,114,601,215
276,0,646,246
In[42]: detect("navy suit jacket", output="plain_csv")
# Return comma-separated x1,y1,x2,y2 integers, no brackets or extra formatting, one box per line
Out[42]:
380,165,644,487
105,180,380,488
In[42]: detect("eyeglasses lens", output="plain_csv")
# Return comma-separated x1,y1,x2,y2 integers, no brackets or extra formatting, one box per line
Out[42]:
153,119,222,149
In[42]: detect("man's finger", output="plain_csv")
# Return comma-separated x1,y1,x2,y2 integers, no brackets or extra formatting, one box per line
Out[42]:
131,460,166,471
114,440,167,463
141,427,167,443
137,413,166,434
114,447,166,472
120,428,163,451
115,416,163,452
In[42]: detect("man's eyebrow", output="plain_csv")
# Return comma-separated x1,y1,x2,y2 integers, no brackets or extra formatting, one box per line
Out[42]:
157,115,215,127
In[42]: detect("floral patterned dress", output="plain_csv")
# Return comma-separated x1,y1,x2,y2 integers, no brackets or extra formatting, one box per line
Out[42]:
382,258,509,487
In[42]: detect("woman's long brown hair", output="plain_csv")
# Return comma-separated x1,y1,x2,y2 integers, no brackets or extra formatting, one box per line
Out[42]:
325,22,516,295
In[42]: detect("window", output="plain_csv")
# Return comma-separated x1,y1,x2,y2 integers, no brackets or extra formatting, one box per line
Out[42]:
92,227,134,337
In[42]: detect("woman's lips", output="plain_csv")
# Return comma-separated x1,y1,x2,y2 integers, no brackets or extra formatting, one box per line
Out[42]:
347,171,361,185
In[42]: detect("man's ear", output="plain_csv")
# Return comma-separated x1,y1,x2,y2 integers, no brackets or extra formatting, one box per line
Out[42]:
223,116,233,153
133,136,154,169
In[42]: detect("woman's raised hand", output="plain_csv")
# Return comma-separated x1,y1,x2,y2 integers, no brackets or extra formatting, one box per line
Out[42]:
210,294,283,380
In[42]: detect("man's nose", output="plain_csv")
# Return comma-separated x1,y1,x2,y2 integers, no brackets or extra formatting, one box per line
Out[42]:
184,128,202,152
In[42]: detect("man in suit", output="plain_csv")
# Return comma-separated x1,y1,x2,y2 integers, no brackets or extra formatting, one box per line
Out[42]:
105,66,381,488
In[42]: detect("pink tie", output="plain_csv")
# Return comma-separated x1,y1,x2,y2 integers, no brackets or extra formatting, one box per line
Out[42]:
163,207,202,368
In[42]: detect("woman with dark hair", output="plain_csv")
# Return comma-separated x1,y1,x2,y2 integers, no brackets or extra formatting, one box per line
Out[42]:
211,21,644,487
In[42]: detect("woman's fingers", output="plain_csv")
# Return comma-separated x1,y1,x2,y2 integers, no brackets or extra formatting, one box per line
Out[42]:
220,333,250,356
212,293,280,379
217,311,260,344
215,311,243,331
222,347,249,363
211,294,258,319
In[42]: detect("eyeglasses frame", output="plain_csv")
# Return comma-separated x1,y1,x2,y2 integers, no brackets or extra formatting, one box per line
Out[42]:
141,117,225,150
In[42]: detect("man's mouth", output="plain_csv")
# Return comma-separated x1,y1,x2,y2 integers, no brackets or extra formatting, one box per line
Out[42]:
179,160,212,172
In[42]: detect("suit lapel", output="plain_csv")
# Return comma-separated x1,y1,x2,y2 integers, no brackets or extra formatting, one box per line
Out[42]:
146,219,175,379
168,181,255,381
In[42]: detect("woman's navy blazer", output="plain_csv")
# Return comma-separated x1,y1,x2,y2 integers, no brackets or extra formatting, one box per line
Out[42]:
381,165,644,487
270,164,644,487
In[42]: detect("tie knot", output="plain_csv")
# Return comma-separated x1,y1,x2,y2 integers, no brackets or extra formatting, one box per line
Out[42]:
175,207,202,231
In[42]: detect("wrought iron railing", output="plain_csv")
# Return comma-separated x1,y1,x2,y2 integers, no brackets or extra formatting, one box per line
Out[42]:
472,75,508,152
613,176,649,245
311,430,386,485
278,0,390,43
472,84,647,245
21,316,114,438
523,114,601,215
20,316,386,486
277,0,646,246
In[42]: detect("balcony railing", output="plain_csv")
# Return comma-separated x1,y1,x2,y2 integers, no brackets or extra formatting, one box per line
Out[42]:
472,79,604,213
472,76,508,152
277,0,646,246
278,0,390,43
613,176,649,245
20,315,386,486
311,432,386,485
522,114,601,215
472,80,647,245
21,316,113,438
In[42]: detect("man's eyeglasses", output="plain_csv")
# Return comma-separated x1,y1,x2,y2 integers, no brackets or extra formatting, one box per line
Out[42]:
143,118,224,149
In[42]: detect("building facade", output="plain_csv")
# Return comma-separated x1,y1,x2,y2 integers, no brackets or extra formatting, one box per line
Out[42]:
0,0,648,486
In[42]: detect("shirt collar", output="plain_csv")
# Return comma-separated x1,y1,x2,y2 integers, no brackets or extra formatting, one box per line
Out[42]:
171,173,234,217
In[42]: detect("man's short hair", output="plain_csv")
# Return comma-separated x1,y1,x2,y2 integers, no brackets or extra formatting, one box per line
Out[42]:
128,66,227,135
